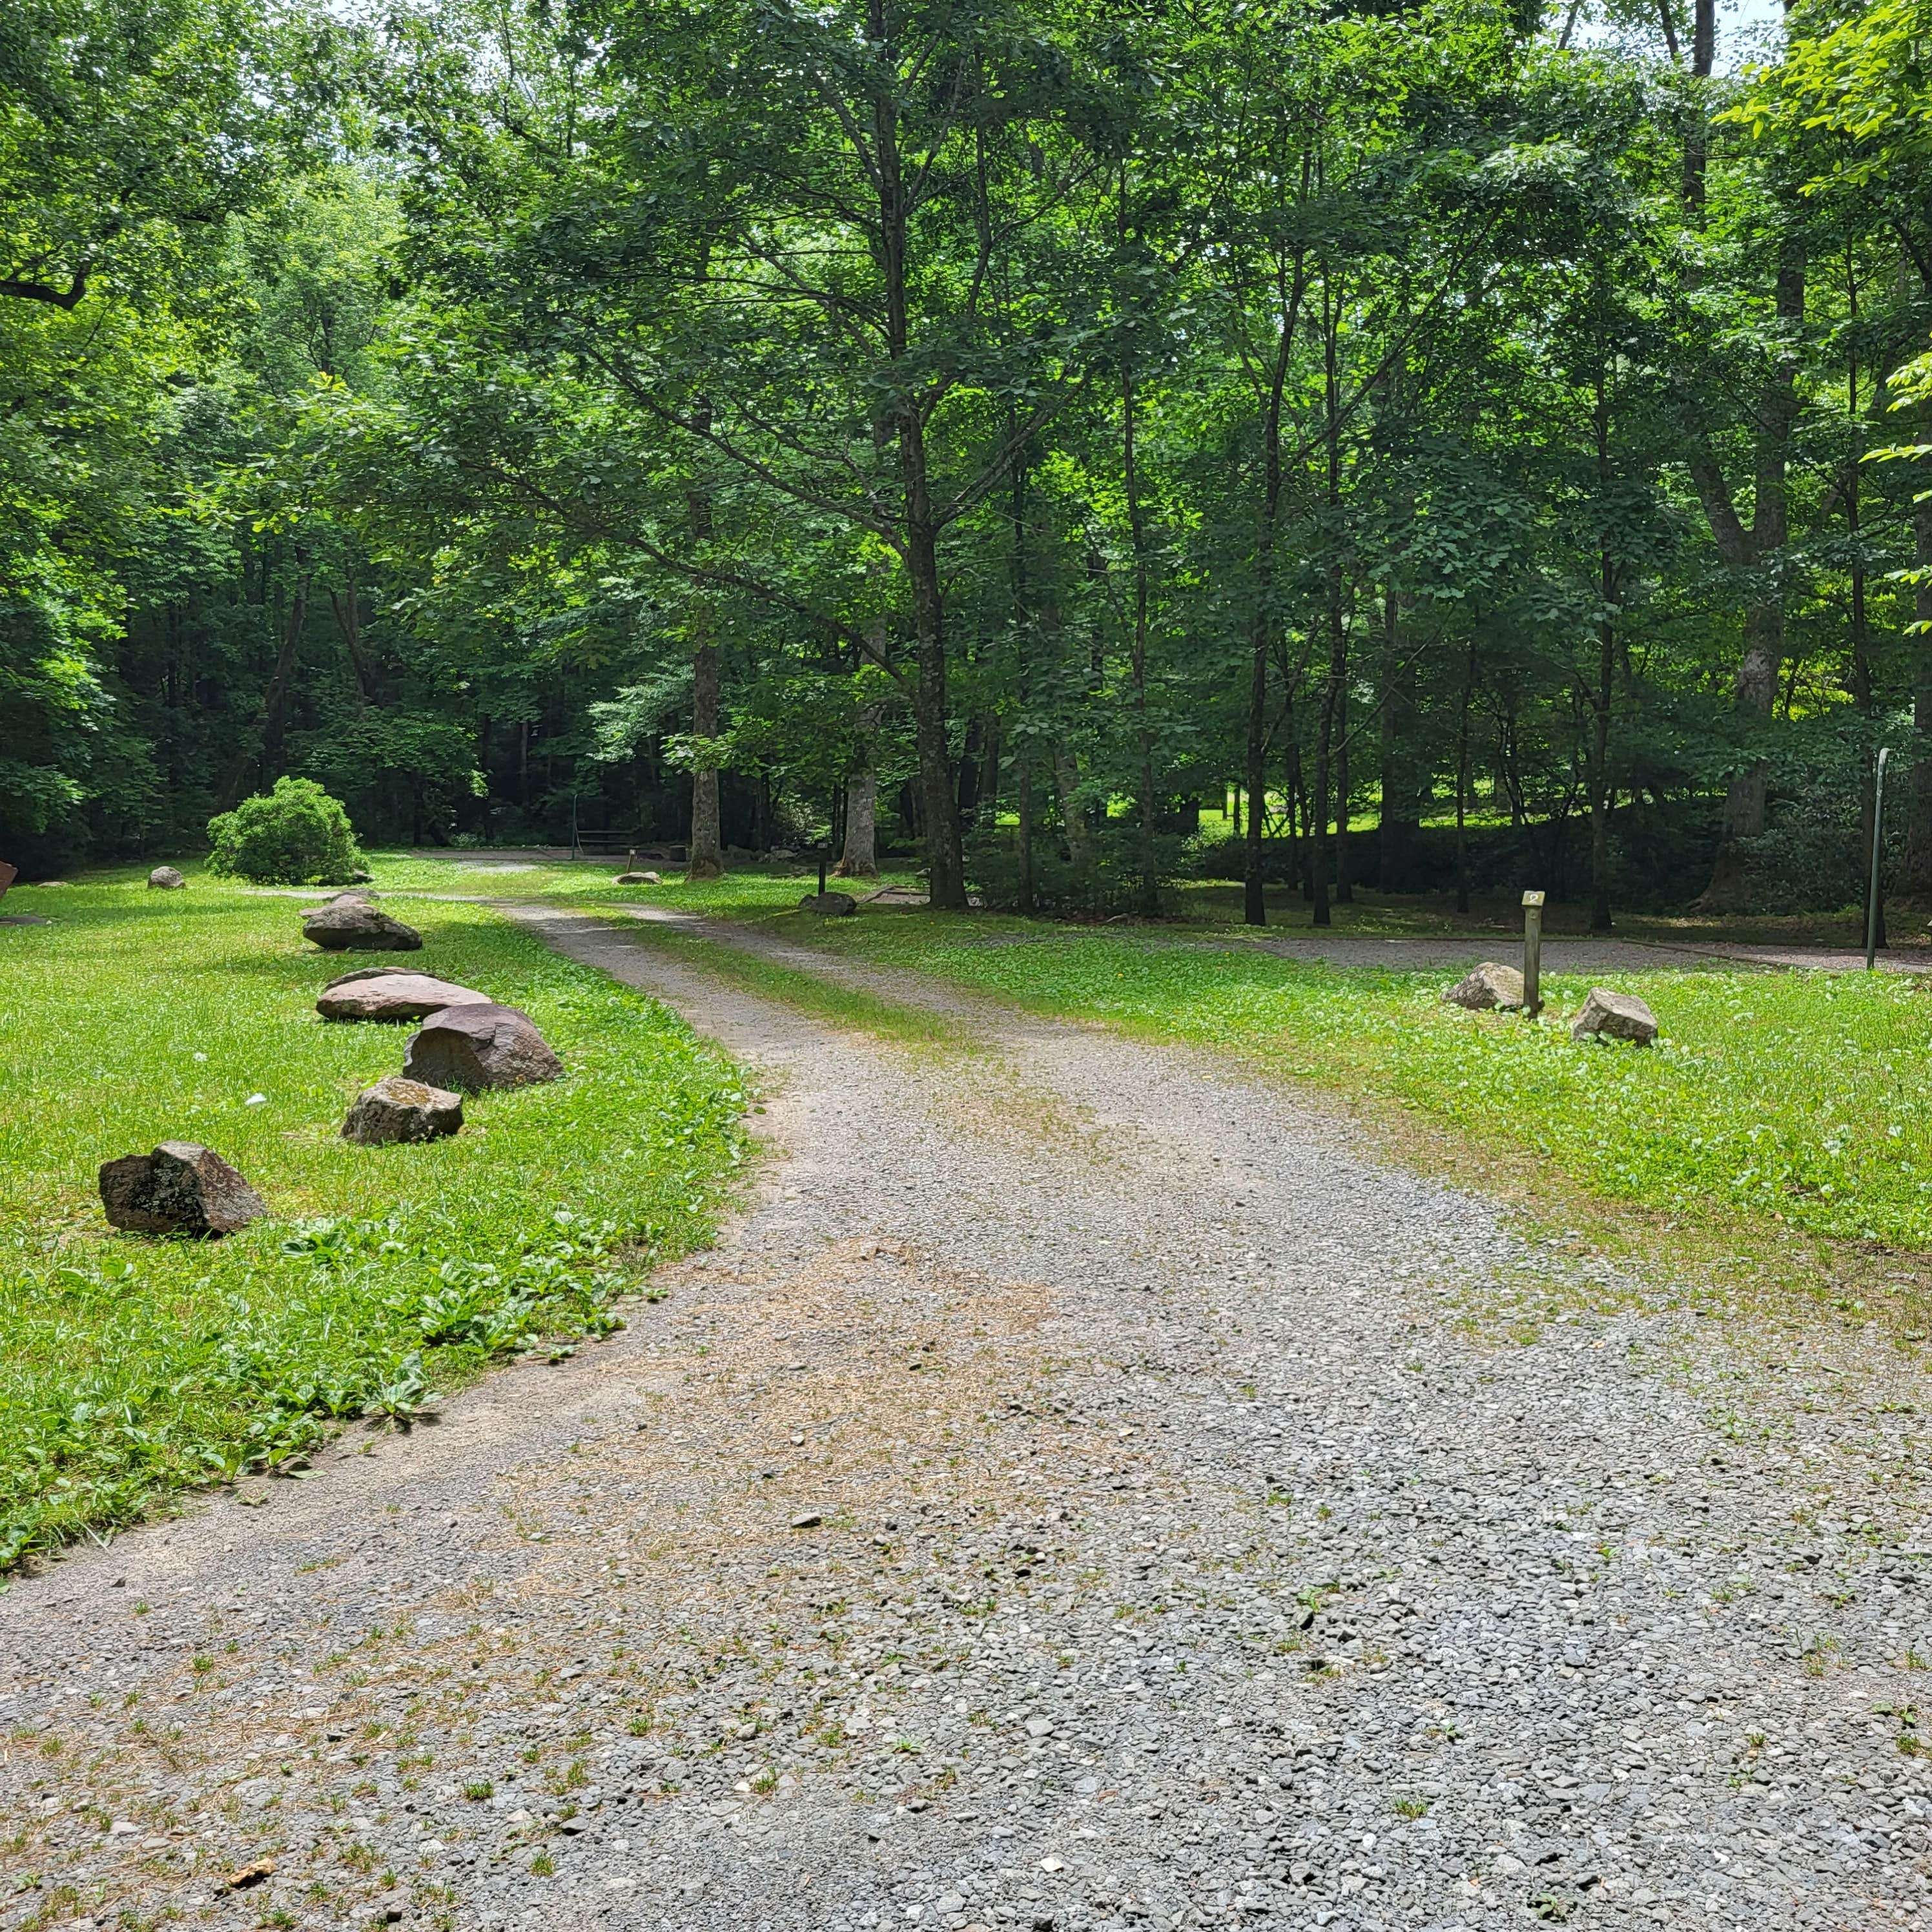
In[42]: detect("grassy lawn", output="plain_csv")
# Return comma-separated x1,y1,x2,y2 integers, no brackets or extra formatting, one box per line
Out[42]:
352,850,925,918
0,879,746,1570
781,913,1932,1260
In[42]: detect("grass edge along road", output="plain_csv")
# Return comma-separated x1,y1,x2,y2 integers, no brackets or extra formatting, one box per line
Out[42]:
724,909,1932,1328
0,883,747,1573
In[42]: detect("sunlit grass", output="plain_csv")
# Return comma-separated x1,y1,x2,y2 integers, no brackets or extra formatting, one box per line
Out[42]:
0,881,746,1567
794,914,1932,1254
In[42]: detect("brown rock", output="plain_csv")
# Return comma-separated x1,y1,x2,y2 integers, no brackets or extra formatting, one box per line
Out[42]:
300,901,420,951
342,1074,464,1145
799,891,858,916
403,1002,562,1091
98,1142,267,1237
1443,961,1524,1011
1571,987,1658,1045
147,866,187,890
316,972,491,1023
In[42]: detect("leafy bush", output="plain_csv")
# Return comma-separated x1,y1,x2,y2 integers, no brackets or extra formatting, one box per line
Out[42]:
206,776,365,884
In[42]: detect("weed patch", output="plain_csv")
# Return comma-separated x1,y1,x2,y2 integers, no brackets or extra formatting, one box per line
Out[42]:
0,884,745,1568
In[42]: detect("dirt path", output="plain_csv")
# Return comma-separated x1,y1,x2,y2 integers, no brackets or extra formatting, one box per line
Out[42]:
4,912,1929,1932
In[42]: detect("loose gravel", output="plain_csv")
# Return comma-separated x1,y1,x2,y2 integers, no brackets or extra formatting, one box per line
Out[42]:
3,909,1930,1932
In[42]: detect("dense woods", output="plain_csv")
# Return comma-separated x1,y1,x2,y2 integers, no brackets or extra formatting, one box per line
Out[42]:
5,0,1930,923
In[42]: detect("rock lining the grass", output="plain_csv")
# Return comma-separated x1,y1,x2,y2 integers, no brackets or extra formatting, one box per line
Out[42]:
1570,985,1658,1044
147,866,187,890
98,1142,267,1237
1442,960,1523,1011
300,901,422,952
403,1002,562,1091
798,890,858,917
316,972,491,1023
614,870,662,885
341,1074,464,1145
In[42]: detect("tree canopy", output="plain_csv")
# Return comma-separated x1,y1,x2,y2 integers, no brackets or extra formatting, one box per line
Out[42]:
5,0,1929,926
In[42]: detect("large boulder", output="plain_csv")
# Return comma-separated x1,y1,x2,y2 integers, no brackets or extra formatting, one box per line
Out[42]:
316,972,491,1023
404,1002,562,1091
342,1074,464,1146
1571,987,1658,1045
798,891,858,917
99,1142,267,1237
1443,961,1524,1011
300,901,421,952
147,866,187,890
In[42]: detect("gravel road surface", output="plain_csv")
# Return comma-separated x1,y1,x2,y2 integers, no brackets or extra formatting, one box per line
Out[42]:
4,910,1929,1932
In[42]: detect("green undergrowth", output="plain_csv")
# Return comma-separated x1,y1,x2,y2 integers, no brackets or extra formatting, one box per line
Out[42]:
789,914,1932,1257
0,883,746,1570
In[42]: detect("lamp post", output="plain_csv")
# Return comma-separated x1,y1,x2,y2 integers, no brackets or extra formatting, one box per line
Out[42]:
1866,745,1890,972
1522,889,1545,1020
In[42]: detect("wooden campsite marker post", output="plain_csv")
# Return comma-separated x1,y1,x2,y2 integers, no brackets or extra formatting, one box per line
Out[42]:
1522,890,1545,1020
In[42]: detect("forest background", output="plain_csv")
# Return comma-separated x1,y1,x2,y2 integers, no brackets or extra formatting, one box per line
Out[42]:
4,0,1930,929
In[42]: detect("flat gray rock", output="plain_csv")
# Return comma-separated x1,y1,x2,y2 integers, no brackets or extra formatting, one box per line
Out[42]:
403,1002,562,1090
1443,960,1523,1010
98,1142,267,1237
300,901,421,952
342,1074,464,1145
316,973,490,1023
1571,985,1658,1043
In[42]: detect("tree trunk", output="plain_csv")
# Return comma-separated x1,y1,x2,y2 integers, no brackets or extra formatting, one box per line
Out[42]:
907,519,966,907
1244,242,1302,926
1589,602,1614,933
1683,0,1714,210
1847,304,1887,946
1310,552,1346,927
220,560,309,808
871,13,965,911
1016,761,1036,914
686,632,724,881
1377,583,1419,892
1590,357,1615,934
1334,698,1352,903
1694,242,1805,910
1121,334,1160,919
1905,493,1932,896
1455,635,1475,916
836,770,879,878
957,716,984,821
1054,748,1091,869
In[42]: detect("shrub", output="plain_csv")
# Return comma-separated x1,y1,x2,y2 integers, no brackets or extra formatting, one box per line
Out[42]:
206,777,365,885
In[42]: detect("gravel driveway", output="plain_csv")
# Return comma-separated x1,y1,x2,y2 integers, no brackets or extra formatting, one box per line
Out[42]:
3,910,1929,1932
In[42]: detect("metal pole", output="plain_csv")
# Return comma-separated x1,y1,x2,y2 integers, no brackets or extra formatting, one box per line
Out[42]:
1867,745,1890,971
1522,889,1545,1018
817,847,828,898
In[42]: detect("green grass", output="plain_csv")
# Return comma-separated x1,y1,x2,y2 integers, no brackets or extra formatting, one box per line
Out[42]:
0,881,746,1570
345,850,922,920
785,914,1932,1256
49,850,928,920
